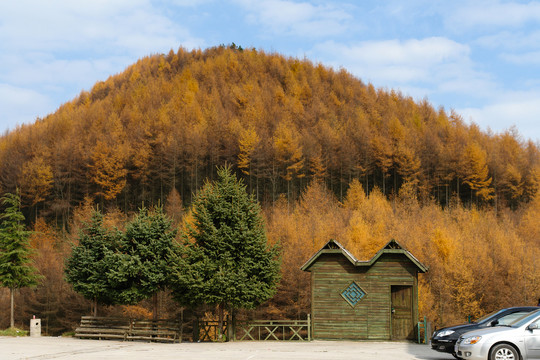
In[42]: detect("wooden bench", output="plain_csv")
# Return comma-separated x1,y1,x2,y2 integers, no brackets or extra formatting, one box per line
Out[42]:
75,317,130,341
127,319,182,342
75,316,182,343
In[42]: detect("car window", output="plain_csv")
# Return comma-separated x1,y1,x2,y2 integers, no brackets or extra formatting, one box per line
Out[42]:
509,311,540,328
497,312,529,325
475,310,501,324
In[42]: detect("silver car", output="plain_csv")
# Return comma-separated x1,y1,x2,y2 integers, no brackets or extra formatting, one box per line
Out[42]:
455,309,540,360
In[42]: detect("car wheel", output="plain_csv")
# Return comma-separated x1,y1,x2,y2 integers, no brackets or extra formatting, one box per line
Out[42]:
490,344,519,360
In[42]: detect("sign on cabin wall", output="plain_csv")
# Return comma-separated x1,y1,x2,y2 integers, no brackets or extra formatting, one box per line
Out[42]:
301,239,428,341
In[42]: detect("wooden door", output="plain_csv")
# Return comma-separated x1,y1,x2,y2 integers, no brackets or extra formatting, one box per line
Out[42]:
391,285,413,340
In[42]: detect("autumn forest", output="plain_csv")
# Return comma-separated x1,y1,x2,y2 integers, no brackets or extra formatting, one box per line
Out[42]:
0,45,539,334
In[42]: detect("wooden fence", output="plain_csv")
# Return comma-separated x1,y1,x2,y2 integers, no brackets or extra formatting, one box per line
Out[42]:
417,316,432,344
234,316,311,341
193,319,228,342
75,315,311,342
75,316,182,342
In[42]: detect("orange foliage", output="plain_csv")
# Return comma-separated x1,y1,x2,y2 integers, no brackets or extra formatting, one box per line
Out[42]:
121,305,152,319
0,45,538,216
0,45,538,330
263,181,540,328
19,155,53,206
89,140,128,200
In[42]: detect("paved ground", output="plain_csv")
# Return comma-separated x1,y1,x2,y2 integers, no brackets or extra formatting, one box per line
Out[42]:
0,337,455,360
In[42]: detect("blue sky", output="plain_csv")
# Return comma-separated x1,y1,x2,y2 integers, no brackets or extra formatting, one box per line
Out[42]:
1,0,540,142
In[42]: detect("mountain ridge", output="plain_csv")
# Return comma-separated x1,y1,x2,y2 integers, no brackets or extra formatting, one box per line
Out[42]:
0,44,537,220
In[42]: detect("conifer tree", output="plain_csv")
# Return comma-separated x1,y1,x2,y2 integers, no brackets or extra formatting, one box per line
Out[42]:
64,209,120,316
107,205,177,319
170,165,281,339
0,191,41,328
461,142,494,202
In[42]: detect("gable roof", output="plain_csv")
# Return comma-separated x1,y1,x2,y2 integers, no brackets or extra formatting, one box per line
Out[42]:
300,238,428,273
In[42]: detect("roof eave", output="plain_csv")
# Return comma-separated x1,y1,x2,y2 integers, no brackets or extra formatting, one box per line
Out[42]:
301,238,428,273
300,239,358,271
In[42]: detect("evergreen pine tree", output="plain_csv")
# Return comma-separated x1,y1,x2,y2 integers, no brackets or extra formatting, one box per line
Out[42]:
64,209,120,316
170,165,281,338
0,191,41,328
107,205,177,319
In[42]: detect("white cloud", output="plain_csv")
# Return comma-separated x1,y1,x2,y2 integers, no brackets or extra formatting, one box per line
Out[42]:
335,37,469,67
501,50,540,65
0,0,202,56
235,0,353,38
476,30,540,51
160,0,214,6
0,54,128,89
311,38,489,93
458,92,540,142
0,84,53,131
447,1,540,29
0,0,204,130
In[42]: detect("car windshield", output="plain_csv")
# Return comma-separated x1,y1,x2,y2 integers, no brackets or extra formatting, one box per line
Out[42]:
506,310,540,328
475,310,504,324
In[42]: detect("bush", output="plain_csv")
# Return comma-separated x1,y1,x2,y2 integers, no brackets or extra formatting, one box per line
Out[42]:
0,327,29,336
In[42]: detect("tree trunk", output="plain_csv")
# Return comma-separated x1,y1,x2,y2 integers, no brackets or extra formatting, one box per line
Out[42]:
93,297,98,317
10,287,14,328
218,303,224,341
229,308,235,342
153,293,158,320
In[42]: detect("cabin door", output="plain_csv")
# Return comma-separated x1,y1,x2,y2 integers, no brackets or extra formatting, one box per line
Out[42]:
391,285,413,340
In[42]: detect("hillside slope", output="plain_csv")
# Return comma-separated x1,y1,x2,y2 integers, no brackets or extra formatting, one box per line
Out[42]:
0,45,538,221
0,45,539,332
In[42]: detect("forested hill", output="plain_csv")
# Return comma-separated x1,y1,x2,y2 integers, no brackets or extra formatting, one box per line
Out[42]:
1,45,540,333
1,45,538,224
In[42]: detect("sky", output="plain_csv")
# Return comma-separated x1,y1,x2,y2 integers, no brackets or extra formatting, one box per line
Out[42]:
1,0,540,142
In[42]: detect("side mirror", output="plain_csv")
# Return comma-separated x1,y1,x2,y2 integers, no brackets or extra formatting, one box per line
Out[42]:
490,320,499,327
528,323,539,331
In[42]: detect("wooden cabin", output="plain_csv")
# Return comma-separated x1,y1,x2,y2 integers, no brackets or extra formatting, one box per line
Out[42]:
301,239,427,340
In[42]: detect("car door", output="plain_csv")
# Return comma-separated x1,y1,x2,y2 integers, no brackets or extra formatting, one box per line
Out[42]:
525,318,540,360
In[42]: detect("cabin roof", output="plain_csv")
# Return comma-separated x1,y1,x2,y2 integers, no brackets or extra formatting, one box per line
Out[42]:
300,239,428,273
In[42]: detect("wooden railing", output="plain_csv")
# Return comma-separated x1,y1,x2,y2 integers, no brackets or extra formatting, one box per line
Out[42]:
234,316,311,341
75,315,312,342
75,317,130,341
193,319,228,342
127,318,182,342
417,316,431,344
75,316,182,342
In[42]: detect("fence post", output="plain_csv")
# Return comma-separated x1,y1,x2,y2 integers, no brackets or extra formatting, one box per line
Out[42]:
307,314,311,341
226,315,232,342
426,320,432,345
417,317,422,343
193,317,199,342
229,313,236,342
179,309,184,343
423,317,427,344
416,316,430,344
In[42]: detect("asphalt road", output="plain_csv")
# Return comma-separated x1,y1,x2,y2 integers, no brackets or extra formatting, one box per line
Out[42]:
0,336,455,360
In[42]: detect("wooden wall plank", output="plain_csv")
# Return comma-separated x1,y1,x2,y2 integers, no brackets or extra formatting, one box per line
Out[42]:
309,251,420,340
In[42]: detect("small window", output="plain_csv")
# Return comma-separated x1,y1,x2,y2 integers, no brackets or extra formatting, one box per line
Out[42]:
341,282,366,307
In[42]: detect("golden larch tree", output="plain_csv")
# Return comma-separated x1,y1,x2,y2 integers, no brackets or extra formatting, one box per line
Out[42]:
461,142,494,202
89,140,128,200
19,156,53,206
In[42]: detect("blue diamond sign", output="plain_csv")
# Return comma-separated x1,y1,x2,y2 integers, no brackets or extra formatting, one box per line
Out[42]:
341,282,366,307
